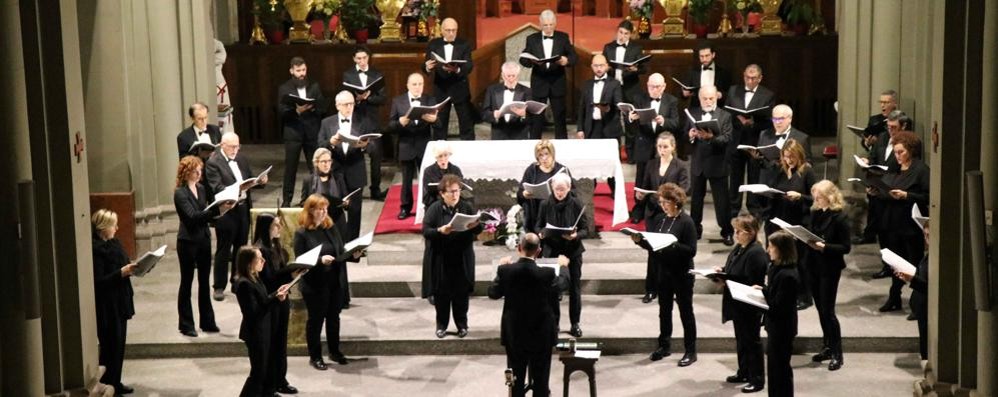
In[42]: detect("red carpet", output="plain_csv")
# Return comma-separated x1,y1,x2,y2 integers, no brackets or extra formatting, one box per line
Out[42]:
374,182,646,235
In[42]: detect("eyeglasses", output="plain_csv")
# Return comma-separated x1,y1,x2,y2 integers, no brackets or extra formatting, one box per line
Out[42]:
337,102,355,106
444,189,461,195
317,159,332,164
770,117,787,122
223,144,240,149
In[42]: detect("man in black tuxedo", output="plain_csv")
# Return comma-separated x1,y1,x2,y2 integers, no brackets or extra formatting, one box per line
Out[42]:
423,18,475,141
388,73,440,220
685,85,735,245
205,132,268,300
576,54,622,140
488,233,568,397
481,62,532,140
726,64,775,219
625,73,679,221
343,45,388,201
176,102,222,160
520,10,577,139
602,20,646,161
682,42,731,109
278,57,326,207
754,104,813,188
855,90,897,245
865,110,912,279
317,91,375,241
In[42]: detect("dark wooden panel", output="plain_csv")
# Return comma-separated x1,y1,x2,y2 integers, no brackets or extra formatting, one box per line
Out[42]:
90,192,136,258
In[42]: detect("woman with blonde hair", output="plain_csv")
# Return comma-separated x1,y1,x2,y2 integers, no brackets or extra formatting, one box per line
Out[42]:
517,139,574,234
765,138,816,310
91,209,136,394
804,180,851,371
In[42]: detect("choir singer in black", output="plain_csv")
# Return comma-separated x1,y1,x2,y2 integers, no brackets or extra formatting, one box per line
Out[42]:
520,10,577,139
626,73,680,223
516,140,573,234
343,45,388,200
318,91,375,241
758,231,801,397
91,209,136,395
233,246,290,397
685,85,734,245
251,214,300,395
804,180,851,371
481,61,532,140
278,56,326,207
535,173,590,337
726,65,774,219
389,73,439,220
176,102,222,160
423,18,475,141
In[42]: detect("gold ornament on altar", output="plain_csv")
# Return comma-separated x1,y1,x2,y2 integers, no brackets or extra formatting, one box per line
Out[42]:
249,4,268,45
657,0,687,38
377,0,405,42
717,0,733,36
758,0,782,35
284,0,315,43
809,0,827,35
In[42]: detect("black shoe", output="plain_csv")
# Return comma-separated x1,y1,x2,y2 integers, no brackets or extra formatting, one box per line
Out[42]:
726,375,749,383
641,293,656,304
329,353,348,365
741,383,764,393
310,359,328,371
115,384,134,394
828,356,843,371
907,312,917,321
569,323,583,337
397,209,411,220
342,302,350,310
371,189,388,201
457,328,468,338
796,300,813,311
201,324,220,333
276,384,298,394
428,296,435,305
678,352,697,367
212,288,225,301
649,347,671,361
871,269,892,279
879,301,902,312
180,329,198,337
812,349,833,362
721,235,735,246
852,236,876,245
435,329,446,338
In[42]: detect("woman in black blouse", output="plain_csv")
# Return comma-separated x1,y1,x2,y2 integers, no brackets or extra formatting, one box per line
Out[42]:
713,214,767,392
536,172,590,338
631,183,699,367
896,220,930,359
173,156,231,337
759,230,801,397
872,131,929,312
299,148,353,307
295,194,363,370
422,142,464,209
766,139,816,310
517,139,574,234
805,180,851,371
251,214,299,395
233,246,290,397
634,133,690,303
91,209,136,395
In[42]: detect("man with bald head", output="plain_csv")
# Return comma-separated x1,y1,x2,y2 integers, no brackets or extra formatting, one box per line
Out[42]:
388,73,440,220
576,54,622,140
685,85,735,245
626,72,680,222
177,102,222,160
481,62,532,140
726,64,775,218
205,132,268,300
520,10,577,139
423,18,475,140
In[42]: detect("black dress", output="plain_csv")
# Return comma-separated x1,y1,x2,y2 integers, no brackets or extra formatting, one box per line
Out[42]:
257,242,294,393
92,234,135,391
635,210,698,354
421,163,464,208
765,165,816,303
721,241,768,386
763,263,800,397
294,226,357,361
806,209,851,359
300,171,352,304
516,162,573,234
422,198,483,331
535,192,589,325
234,276,278,397
877,160,930,307
636,157,691,296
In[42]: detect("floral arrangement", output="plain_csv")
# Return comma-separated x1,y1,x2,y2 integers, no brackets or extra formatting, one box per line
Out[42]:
731,0,761,21
480,205,523,249
314,0,342,17
419,0,439,21
629,0,654,20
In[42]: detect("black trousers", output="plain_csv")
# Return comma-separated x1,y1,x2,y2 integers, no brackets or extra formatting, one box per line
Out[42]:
912,298,928,359
177,238,216,331
881,232,923,305
367,139,383,194
862,194,883,241
656,272,697,352
399,156,421,213
214,208,249,290
809,266,843,355
506,347,553,397
644,256,658,295
529,94,567,139
282,138,317,206
266,302,290,392
566,256,583,324
434,288,470,330
766,331,795,397
732,308,764,385
690,174,734,237
433,99,475,141
303,289,342,360
240,337,269,397
631,160,651,221
97,315,127,389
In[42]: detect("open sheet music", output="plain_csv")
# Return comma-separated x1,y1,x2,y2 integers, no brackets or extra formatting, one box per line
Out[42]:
343,75,383,93
736,144,781,161
853,154,888,172
187,141,219,155
445,212,496,232
431,52,468,65
846,124,867,138
544,205,587,232
498,100,548,116
536,258,561,276
911,203,929,229
240,165,272,190
617,103,658,123
689,268,726,279
133,245,167,277
608,55,651,68
521,167,567,200
671,77,698,92
519,52,561,63
620,227,678,251
684,108,721,135
290,245,322,268
405,97,451,119
337,132,383,146
726,280,769,310
880,248,917,275
724,105,771,115
283,94,316,107
770,217,824,243
337,232,373,261
738,184,785,197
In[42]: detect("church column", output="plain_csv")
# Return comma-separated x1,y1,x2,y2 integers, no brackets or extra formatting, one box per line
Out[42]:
178,0,218,124
975,2,998,395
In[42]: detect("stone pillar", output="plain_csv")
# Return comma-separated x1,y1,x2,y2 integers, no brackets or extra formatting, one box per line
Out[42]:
975,3,998,395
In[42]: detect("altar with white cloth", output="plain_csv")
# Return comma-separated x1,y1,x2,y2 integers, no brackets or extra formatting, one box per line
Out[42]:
414,139,627,227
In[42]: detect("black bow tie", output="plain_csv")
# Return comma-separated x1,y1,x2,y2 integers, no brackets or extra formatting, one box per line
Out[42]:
594,77,606,82
410,97,420,102
702,65,713,71
617,43,627,49
651,97,661,101
444,41,454,45
340,118,350,123
505,87,515,93
543,36,553,40
227,158,236,163
745,89,755,93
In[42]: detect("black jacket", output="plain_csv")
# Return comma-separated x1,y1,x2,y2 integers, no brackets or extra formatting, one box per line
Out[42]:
388,93,439,161
489,257,569,352
766,166,817,227
877,159,930,236
173,184,221,242
422,163,464,208
636,211,698,275
481,83,533,140
638,157,690,220
725,85,775,147
421,199,483,297
684,107,733,178
806,209,852,274
720,241,768,323
601,40,646,101
176,124,221,159
423,37,474,102
519,31,577,97
756,127,813,184
317,113,376,190
234,277,276,343
627,91,680,163
92,235,135,325
535,192,589,258
299,172,350,233
342,66,386,125
516,162,573,234
294,226,358,306
685,62,731,107
763,264,799,337
278,79,327,142
576,77,623,138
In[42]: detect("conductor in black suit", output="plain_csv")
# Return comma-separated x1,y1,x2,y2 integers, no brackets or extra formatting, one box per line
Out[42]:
520,10,577,139
625,73,680,222
176,102,222,160
685,85,735,245
481,62,533,140
389,73,440,220
682,41,731,108
423,18,475,141
318,91,376,241
343,45,388,200
726,65,775,219
488,233,569,397
205,132,269,300
278,57,327,207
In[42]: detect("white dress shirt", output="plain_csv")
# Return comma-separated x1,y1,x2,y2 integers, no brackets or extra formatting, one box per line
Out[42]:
650,98,661,130
339,115,353,154
614,42,627,83
195,128,212,144
444,42,454,62
502,87,515,122
700,63,716,89
357,66,368,88
296,86,307,99
542,35,554,68
410,95,421,125
744,87,755,107
592,78,606,120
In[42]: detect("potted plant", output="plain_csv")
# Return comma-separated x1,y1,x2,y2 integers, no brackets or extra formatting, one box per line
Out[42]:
730,0,762,34
340,0,377,43
254,0,288,44
313,0,342,41
784,0,814,35
418,0,439,41
687,0,713,38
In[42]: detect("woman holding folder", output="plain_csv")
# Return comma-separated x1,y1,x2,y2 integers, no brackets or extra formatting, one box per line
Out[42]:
535,172,590,338
252,213,299,395
233,246,290,397
91,209,136,395
630,183,699,367
299,148,353,307
295,194,362,370
516,140,574,234
765,139,816,310
713,214,767,392
422,174,482,338
804,180,851,370
759,230,801,396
